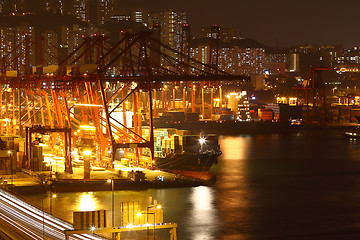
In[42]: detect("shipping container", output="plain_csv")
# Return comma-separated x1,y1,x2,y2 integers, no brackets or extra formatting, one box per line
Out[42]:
258,108,273,121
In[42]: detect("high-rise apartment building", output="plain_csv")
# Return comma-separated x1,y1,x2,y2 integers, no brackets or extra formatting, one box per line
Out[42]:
0,0,27,15
131,8,149,26
107,9,162,29
237,47,265,75
109,10,130,22
0,0,86,17
161,9,187,52
73,0,88,21
0,26,35,73
41,0,61,12
57,0,74,15
42,31,58,65
200,25,240,42
0,0,73,15
148,12,161,28
190,39,266,76
97,0,117,25
59,24,94,63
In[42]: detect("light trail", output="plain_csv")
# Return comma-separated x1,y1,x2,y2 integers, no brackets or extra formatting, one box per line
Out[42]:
0,211,43,239
0,189,106,240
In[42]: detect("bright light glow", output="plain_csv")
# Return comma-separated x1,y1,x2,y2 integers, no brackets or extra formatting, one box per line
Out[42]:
52,194,57,198
91,226,95,231
7,151,11,154
107,179,112,183
156,205,162,209
83,150,92,156
199,138,206,145
74,103,103,107
127,224,134,228
79,125,96,131
79,193,96,211
137,212,142,217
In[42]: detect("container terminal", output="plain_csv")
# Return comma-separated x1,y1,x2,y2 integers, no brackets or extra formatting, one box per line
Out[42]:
0,31,243,193
0,32,358,193
0,30,360,240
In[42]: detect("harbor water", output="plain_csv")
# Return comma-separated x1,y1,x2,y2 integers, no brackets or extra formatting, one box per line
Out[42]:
25,128,360,239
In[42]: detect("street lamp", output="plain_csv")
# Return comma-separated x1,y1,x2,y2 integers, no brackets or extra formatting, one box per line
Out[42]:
49,157,53,183
107,178,115,239
7,150,13,185
137,204,162,240
333,87,337,96
137,211,155,240
50,192,57,215
148,205,161,240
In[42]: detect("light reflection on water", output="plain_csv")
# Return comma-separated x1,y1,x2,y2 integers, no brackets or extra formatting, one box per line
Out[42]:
190,186,217,240
26,187,219,239
78,192,97,211
24,129,360,240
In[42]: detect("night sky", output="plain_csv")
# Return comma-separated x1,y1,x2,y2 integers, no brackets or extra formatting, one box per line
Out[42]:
119,0,360,48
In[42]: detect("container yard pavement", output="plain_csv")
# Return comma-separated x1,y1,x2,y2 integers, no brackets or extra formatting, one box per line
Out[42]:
1,159,177,188
65,159,177,181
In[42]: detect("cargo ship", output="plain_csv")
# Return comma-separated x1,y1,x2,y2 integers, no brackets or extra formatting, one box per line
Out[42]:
154,132,221,180
118,128,221,180
152,105,302,135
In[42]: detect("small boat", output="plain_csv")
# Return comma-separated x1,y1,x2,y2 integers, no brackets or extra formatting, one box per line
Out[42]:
345,116,360,138
345,126,360,138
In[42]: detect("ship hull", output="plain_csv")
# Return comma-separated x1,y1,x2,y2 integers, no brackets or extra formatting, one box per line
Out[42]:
344,131,360,138
159,169,216,181
154,152,220,179
154,120,295,135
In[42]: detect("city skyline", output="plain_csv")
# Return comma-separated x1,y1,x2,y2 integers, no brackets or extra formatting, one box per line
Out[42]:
1,2,360,240
2,0,360,82
2,0,360,48
117,0,360,48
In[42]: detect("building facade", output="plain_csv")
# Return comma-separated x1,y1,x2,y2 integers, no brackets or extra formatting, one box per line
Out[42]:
190,39,266,76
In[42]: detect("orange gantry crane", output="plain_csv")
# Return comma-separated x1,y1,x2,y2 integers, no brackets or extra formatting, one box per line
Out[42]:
295,66,335,124
0,31,247,174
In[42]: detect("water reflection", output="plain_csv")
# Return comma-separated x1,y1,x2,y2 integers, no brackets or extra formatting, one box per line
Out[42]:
190,186,217,240
215,136,252,240
24,130,360,240
78,192,97,211
220,135,250,160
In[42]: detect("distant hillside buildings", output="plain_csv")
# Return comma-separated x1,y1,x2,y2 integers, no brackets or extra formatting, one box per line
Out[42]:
1,0,359,89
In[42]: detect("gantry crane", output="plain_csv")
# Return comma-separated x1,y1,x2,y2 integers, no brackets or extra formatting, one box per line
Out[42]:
0,30,248,174
295,66,335,124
